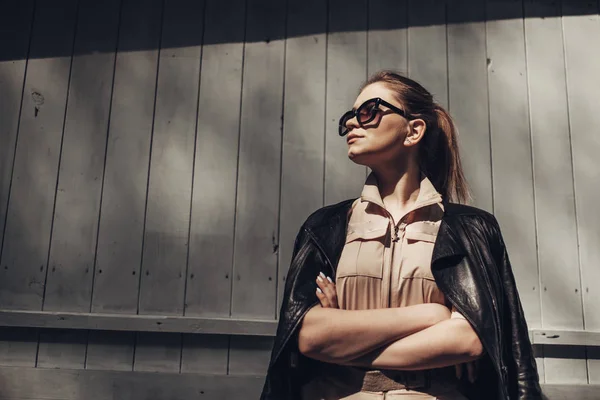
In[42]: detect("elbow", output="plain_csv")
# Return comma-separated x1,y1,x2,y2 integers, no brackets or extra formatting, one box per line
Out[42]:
297,326,317,356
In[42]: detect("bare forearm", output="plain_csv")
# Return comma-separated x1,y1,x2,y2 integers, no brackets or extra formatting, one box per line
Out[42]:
344,319,484,370
298,303,450,363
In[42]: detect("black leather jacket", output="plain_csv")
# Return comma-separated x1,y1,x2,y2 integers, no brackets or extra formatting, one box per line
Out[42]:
260,199,542,400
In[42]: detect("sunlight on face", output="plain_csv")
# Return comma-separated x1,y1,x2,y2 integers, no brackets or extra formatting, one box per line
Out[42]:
346,82,410,168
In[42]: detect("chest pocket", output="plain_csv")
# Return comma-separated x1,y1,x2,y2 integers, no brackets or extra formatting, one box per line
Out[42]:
336,217,388,279
400,221,440,281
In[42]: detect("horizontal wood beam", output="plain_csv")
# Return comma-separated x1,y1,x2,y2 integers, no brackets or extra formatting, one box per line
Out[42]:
0,366,595,400
530,329,600,347
0,309,277,336
0,310,599,346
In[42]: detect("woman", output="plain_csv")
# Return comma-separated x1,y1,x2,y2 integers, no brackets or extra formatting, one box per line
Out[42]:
260,71,542,400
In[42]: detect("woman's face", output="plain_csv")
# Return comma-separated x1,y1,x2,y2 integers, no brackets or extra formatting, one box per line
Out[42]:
345,82,415,168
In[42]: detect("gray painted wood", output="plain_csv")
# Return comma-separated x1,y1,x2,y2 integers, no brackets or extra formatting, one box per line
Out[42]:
87,0,163,372
562,0,600,384
133,332,182,373
135,0,204,375
0,366,265,400
0,0,36,371
91,0,162,314
39,0,121,374
138,0,203,316
185,0,245,319
408,0,448,108
0,0,34,266
324,0,368,205
278,0,327,314
532,330,600,347
37,329,87,369
181,334,229,374
367,0,408,75
0,309,278,335
85,331,135,371
44,0,121,313
524,0,587,384
447,0,493,211
229,335,273,375
0,327,38,367
0,0,78,310
231,0,286,319
486,0,542,333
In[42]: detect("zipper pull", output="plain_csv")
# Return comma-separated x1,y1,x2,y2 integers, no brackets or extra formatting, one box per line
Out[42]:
392,225,400,242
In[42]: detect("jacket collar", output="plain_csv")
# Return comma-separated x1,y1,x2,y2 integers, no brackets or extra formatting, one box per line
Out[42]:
304,199,467,270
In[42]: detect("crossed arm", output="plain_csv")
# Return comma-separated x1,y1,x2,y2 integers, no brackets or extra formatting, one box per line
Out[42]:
297,274,484,372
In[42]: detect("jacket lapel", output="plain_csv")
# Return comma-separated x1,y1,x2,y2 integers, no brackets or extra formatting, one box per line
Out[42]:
304,200,354,273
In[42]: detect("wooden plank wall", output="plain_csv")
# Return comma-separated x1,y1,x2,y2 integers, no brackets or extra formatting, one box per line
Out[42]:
0,0,599,396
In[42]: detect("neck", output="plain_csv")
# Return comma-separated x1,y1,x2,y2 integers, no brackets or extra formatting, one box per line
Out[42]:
370,159,421,210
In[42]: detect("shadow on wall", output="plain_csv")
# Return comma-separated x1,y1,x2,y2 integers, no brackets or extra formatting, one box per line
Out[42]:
1,0,599,61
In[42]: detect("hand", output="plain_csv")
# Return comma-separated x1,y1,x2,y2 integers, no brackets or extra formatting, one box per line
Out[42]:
315,272,339,309
455,359,479,383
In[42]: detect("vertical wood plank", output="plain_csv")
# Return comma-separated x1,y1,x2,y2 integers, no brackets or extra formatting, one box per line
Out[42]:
0,327,38,367
181,334,229,374
447,0,493,211
324,0,368,205
367,0,408,75
44,0,121,313
0,0,34,263
525,0,586,384
278,0,327,313
230,0,286,319
133,332,181,373
182,0,245,375
0,0,37,369
134,0,204,373
37,329,88,369
229,336,273,375
408,0,448,108
85,331,135,371
38,0,122,373
91,0,162,314
87,0,163,371
562,0,600,384
486,0,542,334
0,0,78,310
185,0,245,319
138,0,203,317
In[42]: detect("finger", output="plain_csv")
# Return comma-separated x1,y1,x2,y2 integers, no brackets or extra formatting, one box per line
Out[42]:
455,364,463,380
316,287,330,308
467,362,476,383
317,273,339,308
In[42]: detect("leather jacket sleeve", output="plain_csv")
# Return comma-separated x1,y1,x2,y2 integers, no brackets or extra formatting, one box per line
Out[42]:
260,224,323,400
488,216,543,400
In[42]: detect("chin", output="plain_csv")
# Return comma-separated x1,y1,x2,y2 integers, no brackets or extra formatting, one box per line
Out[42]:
347,148,369,166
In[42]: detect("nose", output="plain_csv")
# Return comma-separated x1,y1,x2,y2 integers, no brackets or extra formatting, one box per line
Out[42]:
345,114,360,132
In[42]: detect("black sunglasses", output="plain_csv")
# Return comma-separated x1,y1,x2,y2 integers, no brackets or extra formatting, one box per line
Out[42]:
338,97,409,136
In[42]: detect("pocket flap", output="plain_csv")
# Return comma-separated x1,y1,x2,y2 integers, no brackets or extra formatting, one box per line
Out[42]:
346,217,389,243
405,221,439,243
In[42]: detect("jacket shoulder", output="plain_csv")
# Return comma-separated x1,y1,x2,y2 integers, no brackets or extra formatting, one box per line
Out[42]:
302,198,356,231
444,203,498,224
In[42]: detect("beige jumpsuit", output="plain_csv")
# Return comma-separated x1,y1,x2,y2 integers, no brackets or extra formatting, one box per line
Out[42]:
301,174,468,400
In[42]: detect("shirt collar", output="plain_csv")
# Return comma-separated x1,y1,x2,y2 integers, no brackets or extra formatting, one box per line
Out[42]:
360,172,444,213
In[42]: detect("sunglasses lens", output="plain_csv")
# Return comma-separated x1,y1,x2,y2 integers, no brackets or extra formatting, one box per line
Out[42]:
358,100,378,124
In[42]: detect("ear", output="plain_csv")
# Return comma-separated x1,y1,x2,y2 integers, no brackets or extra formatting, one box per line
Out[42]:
404,118,426,147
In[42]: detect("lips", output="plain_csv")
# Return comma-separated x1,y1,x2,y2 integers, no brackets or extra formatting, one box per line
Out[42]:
346,133,363,144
